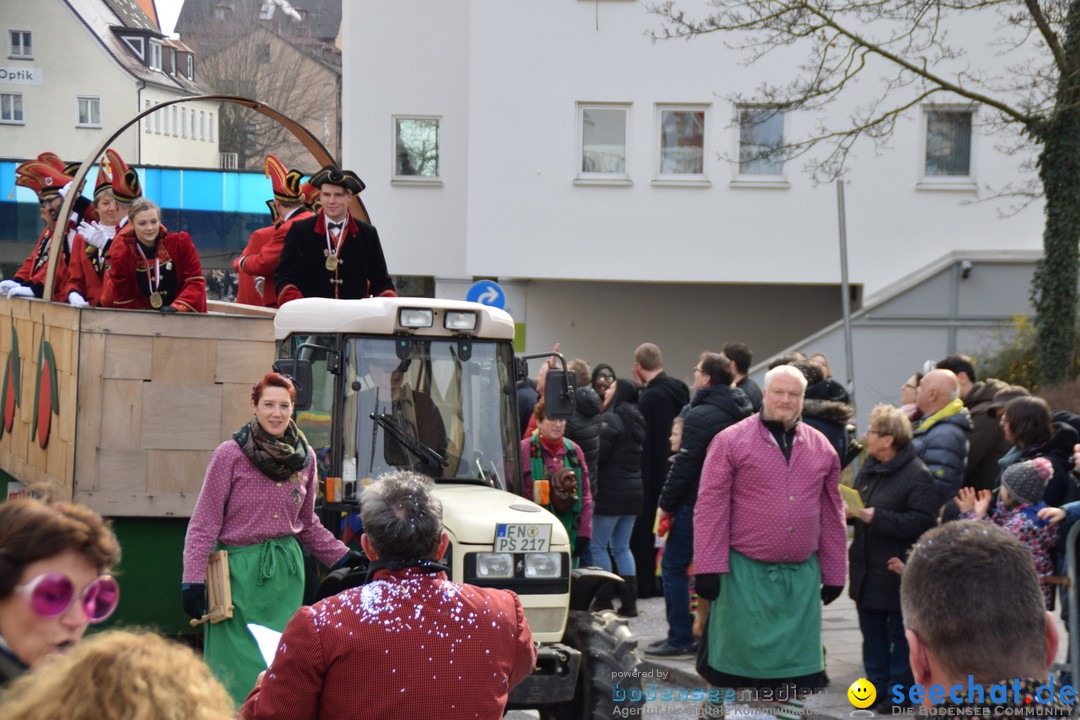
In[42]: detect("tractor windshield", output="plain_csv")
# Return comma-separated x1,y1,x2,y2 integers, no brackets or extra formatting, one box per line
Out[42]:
338,336,520,493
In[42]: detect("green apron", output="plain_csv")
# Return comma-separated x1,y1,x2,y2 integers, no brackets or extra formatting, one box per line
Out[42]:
707,550,823,679
204,535,303,705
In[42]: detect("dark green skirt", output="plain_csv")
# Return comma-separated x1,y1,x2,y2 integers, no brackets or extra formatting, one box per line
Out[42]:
204,535,303,706
707,550,824,681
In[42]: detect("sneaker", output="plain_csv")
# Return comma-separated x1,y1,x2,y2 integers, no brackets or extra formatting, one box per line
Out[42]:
644,640,697,658
645,639,666,651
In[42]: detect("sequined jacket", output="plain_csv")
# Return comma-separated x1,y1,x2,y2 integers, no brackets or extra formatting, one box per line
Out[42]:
239,568,536,720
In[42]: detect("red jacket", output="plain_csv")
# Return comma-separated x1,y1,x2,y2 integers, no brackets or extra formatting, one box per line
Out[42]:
240,568,536,720
234,225,276,306
235,209,313,307
14,227,69,302
102,225,207,313
63,234,114,306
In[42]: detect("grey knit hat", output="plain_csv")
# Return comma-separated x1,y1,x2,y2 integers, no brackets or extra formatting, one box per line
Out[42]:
1000,457,1053,506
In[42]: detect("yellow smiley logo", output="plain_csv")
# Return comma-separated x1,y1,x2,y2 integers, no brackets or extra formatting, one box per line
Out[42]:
848,678,877,709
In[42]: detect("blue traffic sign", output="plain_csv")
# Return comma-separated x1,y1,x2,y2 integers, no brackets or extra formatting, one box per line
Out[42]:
466,280,506,309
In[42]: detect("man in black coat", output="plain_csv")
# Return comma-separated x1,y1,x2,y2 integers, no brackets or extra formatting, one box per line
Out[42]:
565,359,602,497
646,352,752,658
632,343,690,598
849,405,936,711
275,166,395,304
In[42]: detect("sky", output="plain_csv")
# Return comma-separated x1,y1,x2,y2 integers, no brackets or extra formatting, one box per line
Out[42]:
156,0,183,35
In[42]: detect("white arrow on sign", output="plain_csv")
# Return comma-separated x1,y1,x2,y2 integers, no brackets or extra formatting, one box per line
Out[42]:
477,287,500,305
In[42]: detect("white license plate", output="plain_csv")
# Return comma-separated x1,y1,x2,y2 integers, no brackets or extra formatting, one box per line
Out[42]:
494,524,551,553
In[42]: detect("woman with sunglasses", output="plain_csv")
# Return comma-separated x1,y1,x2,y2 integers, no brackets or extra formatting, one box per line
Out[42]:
182,372,358,705
0,497,121,688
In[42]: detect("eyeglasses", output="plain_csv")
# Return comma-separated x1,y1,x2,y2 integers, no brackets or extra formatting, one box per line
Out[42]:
692,367,704,374
866,429,890,436
901,383,917,391
14,572,119,624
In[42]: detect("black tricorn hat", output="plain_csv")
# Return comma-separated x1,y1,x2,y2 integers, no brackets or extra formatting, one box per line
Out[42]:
309,166,365,194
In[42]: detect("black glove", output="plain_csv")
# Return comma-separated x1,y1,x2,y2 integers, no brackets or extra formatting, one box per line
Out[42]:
182,583,207,620
160,305,178,313
821,584,843,605
574,536,590,558
695,573,721,601
332,549,366,570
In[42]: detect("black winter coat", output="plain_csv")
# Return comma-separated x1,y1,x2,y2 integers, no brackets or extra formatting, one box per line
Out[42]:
597,400,646,516
848,443,937,611
801,398,855,468
638,372,690,503
658,384,753,512
565,386,602,495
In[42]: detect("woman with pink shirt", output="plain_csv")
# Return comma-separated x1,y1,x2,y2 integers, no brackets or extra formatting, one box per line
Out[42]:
182,372,356,704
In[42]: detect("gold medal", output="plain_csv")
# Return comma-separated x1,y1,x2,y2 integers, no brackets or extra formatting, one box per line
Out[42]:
149,292,163,309
325,255,339,272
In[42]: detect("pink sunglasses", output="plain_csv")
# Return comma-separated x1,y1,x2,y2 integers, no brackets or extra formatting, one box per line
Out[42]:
14,572,119,624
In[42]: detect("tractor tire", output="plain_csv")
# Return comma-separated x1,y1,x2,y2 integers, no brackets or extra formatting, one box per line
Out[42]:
539,609,645,720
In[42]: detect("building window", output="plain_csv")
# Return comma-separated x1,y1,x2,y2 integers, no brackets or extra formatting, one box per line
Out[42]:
170,48,177,75
209,112,214,140
149,40,162,71
924,108,972,177
171,106,177,135
190,109,196,140
737,106,784,176
155,104,161,133
656,105,707,181
121,35,145,60
9,31,32,58
199,110,205,140
181,108,187,138
575,104,631,185
0,92,24,123
77,96,102,127
393,116,440,181
187,55,194,79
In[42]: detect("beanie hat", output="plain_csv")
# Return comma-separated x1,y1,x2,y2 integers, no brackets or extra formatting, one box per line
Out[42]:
1000,457,1053,506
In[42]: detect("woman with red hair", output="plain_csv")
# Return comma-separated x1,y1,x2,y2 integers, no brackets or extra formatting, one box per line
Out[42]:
182,372,357,704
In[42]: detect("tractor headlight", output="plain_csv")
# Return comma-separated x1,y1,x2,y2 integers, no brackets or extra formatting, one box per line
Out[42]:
397,308,434,328
523,553,561,578
444,310,478,332
474,553,514,578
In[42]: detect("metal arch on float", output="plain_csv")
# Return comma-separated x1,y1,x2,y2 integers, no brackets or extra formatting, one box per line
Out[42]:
44,95,364,300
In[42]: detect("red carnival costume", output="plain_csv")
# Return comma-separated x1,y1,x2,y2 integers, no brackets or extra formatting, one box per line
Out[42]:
103,224,207,313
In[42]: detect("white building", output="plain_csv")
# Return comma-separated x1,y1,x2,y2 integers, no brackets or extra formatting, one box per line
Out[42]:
342,1,1044,384
0,0,220,169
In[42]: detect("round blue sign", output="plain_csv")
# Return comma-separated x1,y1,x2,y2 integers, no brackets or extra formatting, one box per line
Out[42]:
465,280,506,309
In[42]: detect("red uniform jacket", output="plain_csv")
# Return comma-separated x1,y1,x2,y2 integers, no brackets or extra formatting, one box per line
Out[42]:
240,568,536,720
234,225,276,306
236,209,313,307
102,225,207,313
63,234,113,306
14,228,69,302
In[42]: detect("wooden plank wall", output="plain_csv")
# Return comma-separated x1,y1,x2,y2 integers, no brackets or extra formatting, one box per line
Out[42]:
0,298,275,516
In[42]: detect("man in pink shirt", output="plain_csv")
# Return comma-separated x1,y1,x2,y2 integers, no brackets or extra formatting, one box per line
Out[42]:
693,364,846,718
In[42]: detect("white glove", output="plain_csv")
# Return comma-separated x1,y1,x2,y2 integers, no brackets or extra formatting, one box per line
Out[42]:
68,291,89,308
58,182,72,199
0,280,18,294
7,286,34,299
78,220,109,249
254,276,266,295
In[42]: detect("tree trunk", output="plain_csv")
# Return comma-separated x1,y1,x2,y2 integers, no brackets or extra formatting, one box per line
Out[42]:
1034,0,1080,386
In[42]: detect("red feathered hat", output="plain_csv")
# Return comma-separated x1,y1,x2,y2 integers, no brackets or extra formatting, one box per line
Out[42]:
105,149,141,203
14,160,73,200
94,154,115,198
264,154,304,204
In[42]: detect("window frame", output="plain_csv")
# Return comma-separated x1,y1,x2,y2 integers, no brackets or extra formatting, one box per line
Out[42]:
391,115,443,186
186,55,194,79
653,103,710,187
148,39,162,71
918,104,978,191
575,102,632,186
9,30,32,59
0,92,24,124
731,104,789,188
76,95,102,128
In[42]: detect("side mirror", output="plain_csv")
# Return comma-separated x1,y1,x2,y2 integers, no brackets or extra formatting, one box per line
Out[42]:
272,359,313,412
543,370,575,419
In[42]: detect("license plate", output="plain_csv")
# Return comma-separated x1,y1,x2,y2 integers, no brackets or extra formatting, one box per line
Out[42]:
494,524,551,553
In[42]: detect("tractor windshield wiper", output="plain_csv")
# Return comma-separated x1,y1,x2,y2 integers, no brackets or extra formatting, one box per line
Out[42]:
370,412,447,468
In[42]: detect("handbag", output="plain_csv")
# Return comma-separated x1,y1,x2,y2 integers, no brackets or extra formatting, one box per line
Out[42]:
548,467,578,515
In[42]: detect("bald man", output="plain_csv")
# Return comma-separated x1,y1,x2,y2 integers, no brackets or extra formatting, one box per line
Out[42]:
912,369,973,505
